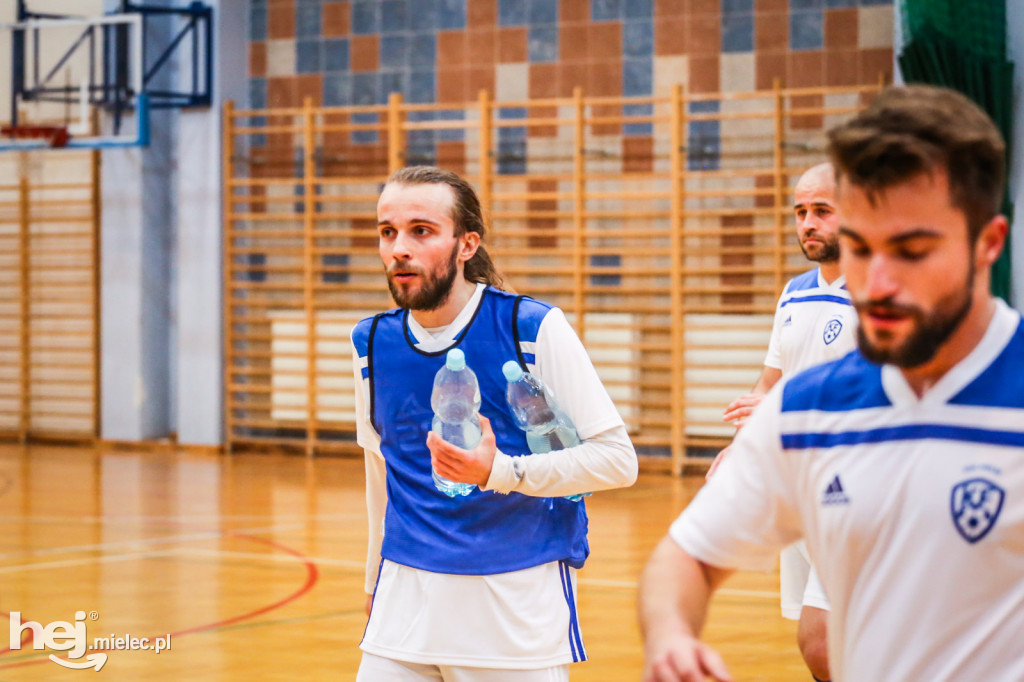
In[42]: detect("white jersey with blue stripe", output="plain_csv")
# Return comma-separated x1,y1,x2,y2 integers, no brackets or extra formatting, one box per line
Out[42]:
672,300,1024,681
765,267,857,374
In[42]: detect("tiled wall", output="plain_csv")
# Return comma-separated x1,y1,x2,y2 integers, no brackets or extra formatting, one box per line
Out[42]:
248,0,893,115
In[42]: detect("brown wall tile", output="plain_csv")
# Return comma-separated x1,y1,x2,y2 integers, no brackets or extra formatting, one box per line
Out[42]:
825,49,859,86
438,31,468,67
438,67,467,103
691,0,720,14
756,12,788,52
250,42,267,78
588,22,622,60
688,13,721,55
468,0,496,27
267,76,295,107
656,0,688,16
561,0,589,22
858,48,893,84
322,1,350,37
790,93,823,130
497,27,528,62
656,17,688,55
755,0,786,12
350,35,379,71
754,174,775,208
825,9,858,49
756,51,786,89
558,62,588,96
467,66,495,98
787,50,823,88
437,141,467,175
468,28,496,64
623,136,654,173
689,55,720,93
529,104,559,137
588,60,623,96
530,63,559,98
295,74,323,106
267,1,295,39
561,23,588,62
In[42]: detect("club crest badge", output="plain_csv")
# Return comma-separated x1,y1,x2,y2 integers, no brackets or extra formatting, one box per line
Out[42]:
950,478,1005,543
823,318,843,345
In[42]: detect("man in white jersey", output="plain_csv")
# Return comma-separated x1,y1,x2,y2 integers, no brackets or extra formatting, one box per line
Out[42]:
638,85,1021,682
351,166,637,681
715,163,856,681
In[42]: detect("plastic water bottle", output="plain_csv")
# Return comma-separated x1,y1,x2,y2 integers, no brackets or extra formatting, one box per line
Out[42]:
430,348,480,497
502,361,590,502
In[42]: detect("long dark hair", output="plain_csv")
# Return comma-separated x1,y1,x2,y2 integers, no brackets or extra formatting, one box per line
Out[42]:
384,166,504,289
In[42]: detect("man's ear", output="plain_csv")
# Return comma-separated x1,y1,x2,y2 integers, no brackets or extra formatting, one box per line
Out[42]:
975,214,1008,270
459,231,481,262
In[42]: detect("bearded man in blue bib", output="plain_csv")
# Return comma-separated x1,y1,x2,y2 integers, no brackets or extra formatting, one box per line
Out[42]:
351,166,638,682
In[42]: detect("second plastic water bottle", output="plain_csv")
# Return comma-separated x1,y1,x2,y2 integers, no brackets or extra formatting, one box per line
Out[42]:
502,361,589,502
430,348,480,497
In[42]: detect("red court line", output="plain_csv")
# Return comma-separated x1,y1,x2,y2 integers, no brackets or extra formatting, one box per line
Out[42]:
0,532,319,670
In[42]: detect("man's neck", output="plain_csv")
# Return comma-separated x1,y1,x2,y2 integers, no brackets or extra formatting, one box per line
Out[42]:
409,278,479,329
819,261,842,284
899,294,997,397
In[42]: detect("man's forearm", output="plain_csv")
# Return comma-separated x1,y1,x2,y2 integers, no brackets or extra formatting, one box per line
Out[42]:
638,536,717,645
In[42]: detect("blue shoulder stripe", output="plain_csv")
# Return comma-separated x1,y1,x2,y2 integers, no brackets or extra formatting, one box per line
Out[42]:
781,351,890,413
785,268,820,294
780,293,853,308
783,423,1024,450
950,318,1024,409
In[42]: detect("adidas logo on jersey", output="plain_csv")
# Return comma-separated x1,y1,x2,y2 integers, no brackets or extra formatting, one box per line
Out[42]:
783,315,793,327
822,475,850,505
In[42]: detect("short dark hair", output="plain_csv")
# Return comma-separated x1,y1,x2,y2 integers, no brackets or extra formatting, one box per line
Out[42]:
827,85,1005,242
384,166,504,289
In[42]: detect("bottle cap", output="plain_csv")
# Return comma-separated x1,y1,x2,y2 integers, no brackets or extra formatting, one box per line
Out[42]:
502,360,524,382
446,348,466,371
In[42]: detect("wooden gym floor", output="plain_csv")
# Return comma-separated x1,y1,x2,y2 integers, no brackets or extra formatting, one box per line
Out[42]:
0,443,805,680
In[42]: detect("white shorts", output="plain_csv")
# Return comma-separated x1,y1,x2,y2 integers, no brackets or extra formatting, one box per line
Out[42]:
356,653,569,681
779,540,830,620
362,559,585,669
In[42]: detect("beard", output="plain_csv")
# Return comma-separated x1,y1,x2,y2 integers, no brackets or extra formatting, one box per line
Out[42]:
799,232,840,263
385,243,460,311
854,261,974,369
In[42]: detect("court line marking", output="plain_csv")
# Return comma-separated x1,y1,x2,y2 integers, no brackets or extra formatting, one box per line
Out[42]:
0,522,306,560
180,547,364,569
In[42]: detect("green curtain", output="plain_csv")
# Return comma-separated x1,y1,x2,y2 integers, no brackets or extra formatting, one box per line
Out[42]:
897,0,1014,301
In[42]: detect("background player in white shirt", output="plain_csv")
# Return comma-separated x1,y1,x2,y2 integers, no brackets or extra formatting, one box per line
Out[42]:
638,85,1019,682
714,163,856,681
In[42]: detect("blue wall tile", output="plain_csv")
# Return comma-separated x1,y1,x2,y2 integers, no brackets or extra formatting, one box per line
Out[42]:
381,0,409,32
351,111,380,144
790,0,823,8
414,0,440,29
497,139,526,174
498,107,528,141
296,2,322,38
438,0,467,29
624,0,653,19
296,40,322,73
322,254,350,284
590,254,622,286
529,0,558,24
722,0,753,13
825,0,857,6
409,34,437,66
436,110,466,142
249,77,267,108
352,73,379,105
623,103,653,137
250,6,267,41
408,70,437,103
323,72,352,105
352,0,381,34
406,111,437,154
622,20,653,58
324,38,350,71
529,25,559,62
380,71,407,101
790,10,823,50
688,101,720,171
623,57,652,96
591,0,621,21
721,13,753,53
859,0,893,5
380,35,410,69
499,0,527,26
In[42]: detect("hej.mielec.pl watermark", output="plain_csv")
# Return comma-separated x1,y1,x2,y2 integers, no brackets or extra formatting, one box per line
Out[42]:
9,611,171,671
